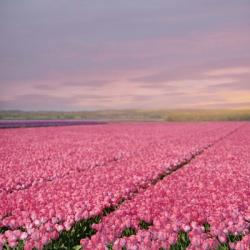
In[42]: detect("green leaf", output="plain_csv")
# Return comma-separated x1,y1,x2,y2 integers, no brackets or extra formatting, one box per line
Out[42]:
72,245,82,250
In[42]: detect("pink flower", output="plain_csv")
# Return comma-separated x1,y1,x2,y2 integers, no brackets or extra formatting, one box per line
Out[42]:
20,232,28,240
1,123,249,249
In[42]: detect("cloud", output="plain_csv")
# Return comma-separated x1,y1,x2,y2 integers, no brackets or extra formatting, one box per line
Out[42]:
61,80,114,88
1,1,250,110
33,84,58,90
205,81,250,91
205,67,250,77
0,94,79,111
132,59,250,83
74,94,112,101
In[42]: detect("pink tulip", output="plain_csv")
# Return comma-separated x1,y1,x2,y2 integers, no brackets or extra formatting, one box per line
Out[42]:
20,232,28,240
1,122,249,249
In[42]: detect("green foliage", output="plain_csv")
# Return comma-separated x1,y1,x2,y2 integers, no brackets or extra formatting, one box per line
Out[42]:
106,243,113,250
216,232,243,250
72,246,82,250
203,222,211,233
103,205,117,216
228,233,243,242
170,231,190,250
121,227,137,237
43,215,101,250
217,244,229,250
0,226,9,233
138,220,153,230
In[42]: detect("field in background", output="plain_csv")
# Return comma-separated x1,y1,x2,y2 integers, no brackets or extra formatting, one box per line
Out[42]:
1,109,250,121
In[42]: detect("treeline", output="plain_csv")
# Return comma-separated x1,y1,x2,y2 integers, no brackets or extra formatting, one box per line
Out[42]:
0,109,250,121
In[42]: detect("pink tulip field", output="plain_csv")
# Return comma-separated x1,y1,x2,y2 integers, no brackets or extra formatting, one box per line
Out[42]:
0,122,249,250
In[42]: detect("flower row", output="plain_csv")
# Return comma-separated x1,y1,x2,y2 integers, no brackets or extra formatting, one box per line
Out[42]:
0,122,243,249
81,124,250,249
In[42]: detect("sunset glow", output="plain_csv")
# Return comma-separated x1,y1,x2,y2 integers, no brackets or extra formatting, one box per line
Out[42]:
0,0,249,110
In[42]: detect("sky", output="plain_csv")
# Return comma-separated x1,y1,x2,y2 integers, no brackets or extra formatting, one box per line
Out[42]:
0,0,250,111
